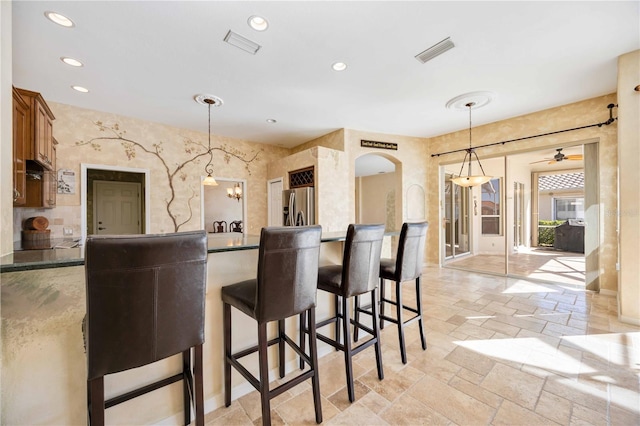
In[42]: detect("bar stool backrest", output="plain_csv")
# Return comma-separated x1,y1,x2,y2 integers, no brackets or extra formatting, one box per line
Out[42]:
395,222,429,282
341,224,385,298
85,231,208,380
256,225,322,323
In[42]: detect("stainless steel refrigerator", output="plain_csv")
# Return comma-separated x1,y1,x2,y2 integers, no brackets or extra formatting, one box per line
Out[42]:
283,187,315,226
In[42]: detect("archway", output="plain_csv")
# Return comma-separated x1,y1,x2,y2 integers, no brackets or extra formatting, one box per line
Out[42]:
354,153,401,230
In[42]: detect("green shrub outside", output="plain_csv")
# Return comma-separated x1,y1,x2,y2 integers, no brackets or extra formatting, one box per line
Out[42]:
538,220,565,246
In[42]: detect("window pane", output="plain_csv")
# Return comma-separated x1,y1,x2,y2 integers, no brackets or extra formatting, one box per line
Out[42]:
481,179,500,215
554,198,584,220
481,178,502,235
482,217,500,234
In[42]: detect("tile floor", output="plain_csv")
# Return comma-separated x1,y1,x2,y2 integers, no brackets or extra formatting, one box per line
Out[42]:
205,266,639,425
446,249,586,287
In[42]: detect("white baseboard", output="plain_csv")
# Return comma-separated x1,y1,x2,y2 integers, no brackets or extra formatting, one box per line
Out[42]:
618,315,640,326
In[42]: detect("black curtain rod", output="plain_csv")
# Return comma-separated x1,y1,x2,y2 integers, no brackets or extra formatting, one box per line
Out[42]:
431,103,618,158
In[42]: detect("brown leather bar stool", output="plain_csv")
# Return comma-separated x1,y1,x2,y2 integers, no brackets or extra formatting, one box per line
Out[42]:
222,226,322,426
356,221,429,364
84,231,208,426
306,223,385,403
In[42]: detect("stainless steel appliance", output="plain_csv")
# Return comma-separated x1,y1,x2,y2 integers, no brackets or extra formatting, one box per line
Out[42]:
283,187,315,226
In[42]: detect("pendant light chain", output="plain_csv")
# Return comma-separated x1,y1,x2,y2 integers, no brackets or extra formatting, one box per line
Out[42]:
205,101,214,176
451,101,491,187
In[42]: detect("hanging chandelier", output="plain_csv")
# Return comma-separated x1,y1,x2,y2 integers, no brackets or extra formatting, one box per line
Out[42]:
227,182,242,201
195,94,224,186
451,102,492,187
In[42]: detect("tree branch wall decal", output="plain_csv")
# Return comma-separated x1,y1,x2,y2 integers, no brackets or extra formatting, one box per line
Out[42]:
77,121,261,232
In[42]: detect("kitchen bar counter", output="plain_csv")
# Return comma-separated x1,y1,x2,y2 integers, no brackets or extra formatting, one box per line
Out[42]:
1,230,395,424
0,231,352,273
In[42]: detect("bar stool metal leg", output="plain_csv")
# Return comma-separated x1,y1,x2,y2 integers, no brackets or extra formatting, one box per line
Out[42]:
341,296,355,403
380,278,386,330
371,288,384,380
182,350,191,425
416,277,427,350
395,280,407,364
258,323,271,425
308,308,323,424
224,303,232,407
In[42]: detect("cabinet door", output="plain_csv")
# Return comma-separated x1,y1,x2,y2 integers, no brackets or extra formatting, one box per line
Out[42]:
13,90,28,206
35,101,53,170
43,141,57,208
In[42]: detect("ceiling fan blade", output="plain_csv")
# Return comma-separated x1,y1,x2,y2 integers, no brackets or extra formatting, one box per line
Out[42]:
565,155,583,160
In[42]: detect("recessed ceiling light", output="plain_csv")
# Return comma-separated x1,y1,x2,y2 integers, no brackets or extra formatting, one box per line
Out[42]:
60,57,83,67
44,11,74,28
248,15,268,31
266,119,277,124
71,85,89,93
332,62,347,72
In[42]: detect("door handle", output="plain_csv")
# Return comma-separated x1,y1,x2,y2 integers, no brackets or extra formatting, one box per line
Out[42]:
98,227,107,230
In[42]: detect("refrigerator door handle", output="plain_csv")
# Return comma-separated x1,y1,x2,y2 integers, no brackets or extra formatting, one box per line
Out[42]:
288,192,295,226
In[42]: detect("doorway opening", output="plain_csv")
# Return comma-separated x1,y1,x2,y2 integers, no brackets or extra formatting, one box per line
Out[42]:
441,143,595,288
201,177,247,235
354,153,399,230
81,164,149,243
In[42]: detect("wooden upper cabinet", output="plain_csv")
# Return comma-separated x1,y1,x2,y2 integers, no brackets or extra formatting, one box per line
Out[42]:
12,87,29,206
15,87,55,170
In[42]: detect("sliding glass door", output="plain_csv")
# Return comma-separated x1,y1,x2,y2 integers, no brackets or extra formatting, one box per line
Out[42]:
441,145,593,288
443,172,470,260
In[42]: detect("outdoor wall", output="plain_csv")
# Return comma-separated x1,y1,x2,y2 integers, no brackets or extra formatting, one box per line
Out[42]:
506,153,533,250
427,94,618,293
538,189,585,221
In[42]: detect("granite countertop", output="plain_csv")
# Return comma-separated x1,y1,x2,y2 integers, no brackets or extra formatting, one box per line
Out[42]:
1,231,351,273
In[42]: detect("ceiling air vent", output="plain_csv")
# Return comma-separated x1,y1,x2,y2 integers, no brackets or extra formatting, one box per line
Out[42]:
415,37,454,64
223,30,261,55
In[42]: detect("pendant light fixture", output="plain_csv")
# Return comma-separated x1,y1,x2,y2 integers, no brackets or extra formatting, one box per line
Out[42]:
195,94,224,186
450,102,492,187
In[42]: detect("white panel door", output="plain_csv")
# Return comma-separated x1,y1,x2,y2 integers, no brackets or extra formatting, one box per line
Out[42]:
94,181,141,235
268,178,283,226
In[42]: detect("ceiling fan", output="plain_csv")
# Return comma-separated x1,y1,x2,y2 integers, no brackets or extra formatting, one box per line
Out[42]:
530,148,583,164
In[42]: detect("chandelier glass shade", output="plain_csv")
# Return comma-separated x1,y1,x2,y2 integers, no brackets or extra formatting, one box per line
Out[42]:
451,102,492,187
227,183,242,201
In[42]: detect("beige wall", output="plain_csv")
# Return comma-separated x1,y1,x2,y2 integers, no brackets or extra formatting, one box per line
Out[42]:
291,128,345,154
11,102,289,240
267,146,350,232
426,94,619,294
345,129,429,231
617,50,640,324
357,172,397,229
1,1,12,257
